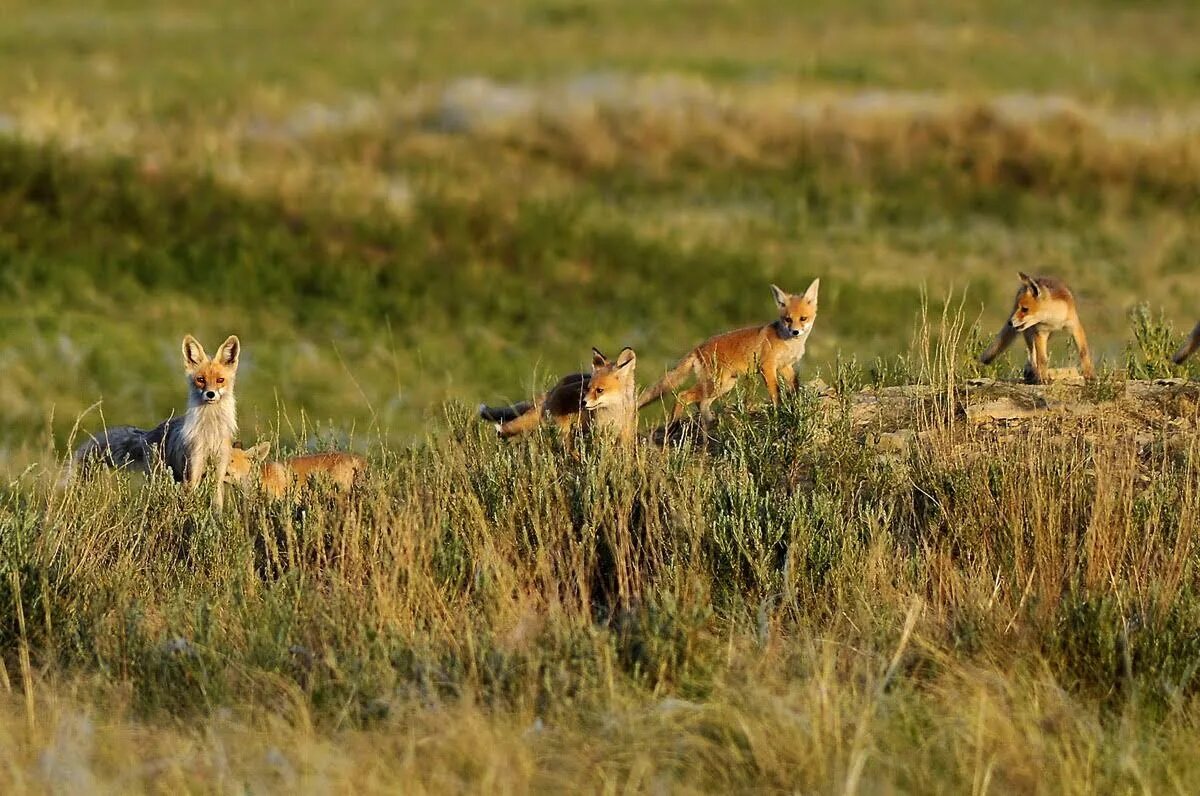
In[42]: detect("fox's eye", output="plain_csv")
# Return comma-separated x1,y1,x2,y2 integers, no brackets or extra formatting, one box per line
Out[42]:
216,377,225,384
784,317,793,325
799,316,808,323
195,377,206,387
595,388,604,395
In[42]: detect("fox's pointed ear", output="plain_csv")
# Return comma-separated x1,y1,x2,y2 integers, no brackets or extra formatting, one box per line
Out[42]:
802,278,820,303
615,347,636,370
591,348,609,369
1018,272,1040,297
770,284,789,308
246,441,271,461
216,335,241,367
182,335,207,369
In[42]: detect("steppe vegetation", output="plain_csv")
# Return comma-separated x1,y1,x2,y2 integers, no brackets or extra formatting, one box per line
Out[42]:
1,0,1200,791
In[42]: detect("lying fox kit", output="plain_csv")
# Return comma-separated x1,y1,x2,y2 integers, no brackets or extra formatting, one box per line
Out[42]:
980,273,1093,385
67,334,241,509
480,347,638,443
1174,322,1200,364
638,280,819,424
226,442,367,498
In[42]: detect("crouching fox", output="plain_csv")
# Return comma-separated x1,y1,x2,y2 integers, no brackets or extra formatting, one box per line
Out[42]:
479,347,638,443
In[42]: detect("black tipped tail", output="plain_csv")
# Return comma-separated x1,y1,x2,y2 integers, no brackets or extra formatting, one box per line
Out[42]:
478,402,533,424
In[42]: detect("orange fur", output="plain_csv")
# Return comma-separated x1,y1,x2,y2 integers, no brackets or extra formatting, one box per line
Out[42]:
227,444,367,498
638,280,819,424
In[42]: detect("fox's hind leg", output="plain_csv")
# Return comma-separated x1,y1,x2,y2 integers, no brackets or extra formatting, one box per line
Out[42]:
1069,321,1095,379
696,375,736,427
671,381,711,423
981,323,1018,365
496,406,545,438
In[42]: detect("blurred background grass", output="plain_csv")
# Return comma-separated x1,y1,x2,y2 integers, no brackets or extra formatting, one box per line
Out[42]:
2,0,1199,474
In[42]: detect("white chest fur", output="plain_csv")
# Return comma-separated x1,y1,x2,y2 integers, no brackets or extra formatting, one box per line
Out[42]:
777,332,810,367
166,397,238,475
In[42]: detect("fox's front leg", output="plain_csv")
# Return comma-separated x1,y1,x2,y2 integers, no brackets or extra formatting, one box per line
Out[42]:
1020,330,1041,384
760,359,780,405
212,446,231,510
778,363,800,393
1026,330,1051,384
185,452,207,490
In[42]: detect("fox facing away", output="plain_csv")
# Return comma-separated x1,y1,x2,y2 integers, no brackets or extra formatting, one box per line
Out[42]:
1173,322,1200,364
69,334,241,509
479,347,639,443
980,273,1094,385
638,280,819,424
226,442,368,498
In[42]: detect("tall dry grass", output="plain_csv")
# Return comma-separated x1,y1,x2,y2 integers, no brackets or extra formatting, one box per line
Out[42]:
2,311,1199,790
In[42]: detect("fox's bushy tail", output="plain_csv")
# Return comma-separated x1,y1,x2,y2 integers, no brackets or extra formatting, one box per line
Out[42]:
1174,322,1200,364
638,353,697,409
478,401,535,424
58,424,150,489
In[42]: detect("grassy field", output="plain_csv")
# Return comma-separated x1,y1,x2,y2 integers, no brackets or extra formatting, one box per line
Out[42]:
2,0,1200,791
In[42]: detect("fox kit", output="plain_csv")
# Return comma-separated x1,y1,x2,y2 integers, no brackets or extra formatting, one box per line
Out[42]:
638,280,819,423
980,273,1093,384
1173,322,1200,364
226,442,368,498
480,347,639,443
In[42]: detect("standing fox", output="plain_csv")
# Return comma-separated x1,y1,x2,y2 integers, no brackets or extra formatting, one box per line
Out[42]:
478,347,639,443
980,273,1094,384
1173,322,1200,364
638,280,819,424
69,334,241,509
226,442,368,498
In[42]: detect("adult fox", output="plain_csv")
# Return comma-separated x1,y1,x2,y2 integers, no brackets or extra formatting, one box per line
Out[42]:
68,334,241,508
638,280,819,424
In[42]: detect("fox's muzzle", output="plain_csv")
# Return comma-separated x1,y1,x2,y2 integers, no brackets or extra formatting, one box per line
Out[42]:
202,388,223,403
